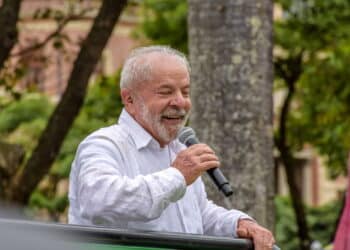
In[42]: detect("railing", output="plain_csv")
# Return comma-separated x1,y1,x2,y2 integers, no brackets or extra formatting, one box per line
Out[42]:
0,218,279,250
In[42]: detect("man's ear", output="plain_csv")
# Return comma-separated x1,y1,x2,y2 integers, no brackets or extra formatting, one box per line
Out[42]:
121,88,136,114
121,88,133,104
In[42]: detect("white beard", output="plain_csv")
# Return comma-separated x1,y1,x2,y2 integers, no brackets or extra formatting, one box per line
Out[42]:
138,100,188,144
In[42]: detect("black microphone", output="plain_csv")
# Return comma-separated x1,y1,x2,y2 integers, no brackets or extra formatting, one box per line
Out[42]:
178,127,233,197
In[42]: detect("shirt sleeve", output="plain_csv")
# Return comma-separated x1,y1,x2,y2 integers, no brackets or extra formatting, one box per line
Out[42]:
195,179,253,237
74,134,187,225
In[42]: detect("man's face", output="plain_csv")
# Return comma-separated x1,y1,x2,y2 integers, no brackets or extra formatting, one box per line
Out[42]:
125,53,191,147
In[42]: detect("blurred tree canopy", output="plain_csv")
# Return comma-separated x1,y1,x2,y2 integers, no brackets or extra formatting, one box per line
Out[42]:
274,0,350,177
0,74,122,218
274,0,350,246
0,0,127,208
275,196,342,250
135,0,187,54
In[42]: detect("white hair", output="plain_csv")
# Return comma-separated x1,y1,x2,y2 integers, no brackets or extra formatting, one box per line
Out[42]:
120,45,190,89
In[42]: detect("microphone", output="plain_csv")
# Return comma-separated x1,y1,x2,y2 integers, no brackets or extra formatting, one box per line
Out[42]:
178,127,233,197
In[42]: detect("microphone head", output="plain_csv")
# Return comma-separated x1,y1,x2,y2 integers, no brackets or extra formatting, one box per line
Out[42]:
178,127,198,146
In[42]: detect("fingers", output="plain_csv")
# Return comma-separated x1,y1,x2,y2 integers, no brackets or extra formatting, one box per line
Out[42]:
187,144,216,156
171,143,220,185
237,220,275,250
253,229,275,250
189,144,220,170
201,160,220,171
199,153,219,162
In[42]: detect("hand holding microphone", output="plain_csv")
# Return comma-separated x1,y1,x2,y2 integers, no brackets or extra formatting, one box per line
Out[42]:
174,127,233,197
171,143,220,185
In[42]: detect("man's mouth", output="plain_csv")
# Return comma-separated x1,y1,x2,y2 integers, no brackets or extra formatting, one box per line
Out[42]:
161,115,185,121
160,109,188,124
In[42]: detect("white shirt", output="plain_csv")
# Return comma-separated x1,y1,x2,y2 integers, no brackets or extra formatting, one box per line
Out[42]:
68,109,251,237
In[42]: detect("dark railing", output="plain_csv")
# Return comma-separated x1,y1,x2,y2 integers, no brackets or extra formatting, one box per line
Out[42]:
0,218,279,250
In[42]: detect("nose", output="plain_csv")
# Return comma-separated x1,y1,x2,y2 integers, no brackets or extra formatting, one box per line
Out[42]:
169,91,188,108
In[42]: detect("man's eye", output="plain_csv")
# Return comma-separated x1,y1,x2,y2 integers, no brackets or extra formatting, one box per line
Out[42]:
158,91,172,95
182,91,190,97
182,90,190,97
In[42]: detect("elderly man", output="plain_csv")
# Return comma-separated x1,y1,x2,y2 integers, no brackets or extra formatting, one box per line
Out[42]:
68,46,275,250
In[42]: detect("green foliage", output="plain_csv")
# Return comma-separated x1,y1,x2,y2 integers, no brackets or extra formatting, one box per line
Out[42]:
29,191,68,213
8,119,50,161
275,0,350,176
296,50,350,177
51,73,123,178
83,74,123,123
275,197,299,250
136,0,188,54
138,0,350,176
275,196,342,250
39,73,122,214
0,94,52,134
34,73,122,212
0,64,26,101
275,0,350,52
0,73,122,214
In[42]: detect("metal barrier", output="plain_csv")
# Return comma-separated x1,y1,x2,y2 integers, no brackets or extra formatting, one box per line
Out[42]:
0,218,279,250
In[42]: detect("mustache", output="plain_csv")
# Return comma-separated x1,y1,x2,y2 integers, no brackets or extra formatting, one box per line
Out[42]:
162,108,188,117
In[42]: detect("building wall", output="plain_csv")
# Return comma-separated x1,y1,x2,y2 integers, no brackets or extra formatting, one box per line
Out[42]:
13,0,139,97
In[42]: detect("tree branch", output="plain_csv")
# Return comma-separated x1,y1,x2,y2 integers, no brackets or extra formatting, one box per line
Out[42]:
0,0,22,69
10,7,94,58
7,0,128,203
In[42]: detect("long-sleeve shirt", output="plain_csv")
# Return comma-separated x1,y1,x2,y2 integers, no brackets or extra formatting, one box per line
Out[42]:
68,109,251,237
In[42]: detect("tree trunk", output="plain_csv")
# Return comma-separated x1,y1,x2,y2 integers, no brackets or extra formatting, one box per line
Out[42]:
275,56,311,250
277,140,311,250
0,141,24,198
188,0,274,230
0,0,21,69
6,0,128,203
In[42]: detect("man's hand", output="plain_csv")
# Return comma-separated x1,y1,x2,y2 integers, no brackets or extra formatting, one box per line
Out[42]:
237,219,275,250
171,144,220,185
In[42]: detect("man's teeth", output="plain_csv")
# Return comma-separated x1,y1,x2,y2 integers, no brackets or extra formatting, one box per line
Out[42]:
163,116,183,119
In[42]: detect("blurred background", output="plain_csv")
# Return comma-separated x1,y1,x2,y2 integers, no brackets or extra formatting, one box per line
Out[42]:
0,1,349,250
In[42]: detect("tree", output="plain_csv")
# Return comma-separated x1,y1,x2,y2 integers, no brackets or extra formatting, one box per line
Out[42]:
275,196,342,250
188,0,275,230
137,0,188,54
139,0,350,248
0,0,128,204
0,0,21,70
274,1,350,249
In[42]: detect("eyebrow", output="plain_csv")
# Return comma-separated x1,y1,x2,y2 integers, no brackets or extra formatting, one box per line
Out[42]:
157,85,173,89
156,80,190,89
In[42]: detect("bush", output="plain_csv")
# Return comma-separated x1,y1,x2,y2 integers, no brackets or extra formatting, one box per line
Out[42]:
0,94,52,134
275,196,342,250
29,73,123,215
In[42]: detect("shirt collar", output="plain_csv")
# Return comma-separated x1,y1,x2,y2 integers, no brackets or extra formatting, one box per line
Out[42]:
118,108,158,150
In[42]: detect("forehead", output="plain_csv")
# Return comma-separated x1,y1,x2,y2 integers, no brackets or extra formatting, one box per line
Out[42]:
145,53,189,86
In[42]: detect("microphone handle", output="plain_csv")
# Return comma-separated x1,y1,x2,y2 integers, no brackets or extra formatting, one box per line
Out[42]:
207,168,233,197
180,130,233,197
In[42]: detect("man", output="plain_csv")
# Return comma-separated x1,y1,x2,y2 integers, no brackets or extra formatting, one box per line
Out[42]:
68,46,275,250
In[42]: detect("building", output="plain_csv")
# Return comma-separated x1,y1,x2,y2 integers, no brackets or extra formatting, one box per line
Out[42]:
12,0,139,97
